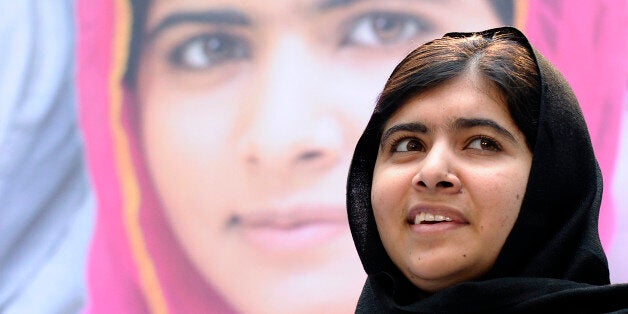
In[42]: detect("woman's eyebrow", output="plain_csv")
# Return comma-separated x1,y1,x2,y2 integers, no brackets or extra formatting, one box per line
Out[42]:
146,9,251,42
316,0,368,11
315,0,439,12
452,118,517,143
380,122,428,146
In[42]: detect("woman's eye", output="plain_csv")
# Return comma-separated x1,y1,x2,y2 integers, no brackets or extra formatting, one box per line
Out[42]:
467,137,501,152
342,12,431,47
393,138,423,152
169,33,250,70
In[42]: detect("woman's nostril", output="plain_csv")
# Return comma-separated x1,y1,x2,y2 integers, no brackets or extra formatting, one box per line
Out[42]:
246,155,258,165
300,150,324,161
437,181,454,188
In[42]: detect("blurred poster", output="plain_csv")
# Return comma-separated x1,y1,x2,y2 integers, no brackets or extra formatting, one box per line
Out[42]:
75,0,627,313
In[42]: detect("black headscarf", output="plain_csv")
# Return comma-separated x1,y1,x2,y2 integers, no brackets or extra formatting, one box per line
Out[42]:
347,27,628,313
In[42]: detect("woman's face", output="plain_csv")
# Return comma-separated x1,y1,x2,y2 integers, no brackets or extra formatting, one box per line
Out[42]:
371,71,532,293
136,0,503,312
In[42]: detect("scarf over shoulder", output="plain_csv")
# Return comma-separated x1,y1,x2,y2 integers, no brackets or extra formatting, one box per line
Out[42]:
346,27,628,313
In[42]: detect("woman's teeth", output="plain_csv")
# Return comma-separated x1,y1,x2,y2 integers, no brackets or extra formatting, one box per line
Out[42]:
413,212,453,224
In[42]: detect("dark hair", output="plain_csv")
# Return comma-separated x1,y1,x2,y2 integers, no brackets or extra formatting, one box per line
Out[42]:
374,30,540,149
489,0,515,25
125,0,150,87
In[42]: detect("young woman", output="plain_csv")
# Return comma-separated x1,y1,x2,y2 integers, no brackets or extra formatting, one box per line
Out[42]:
347,27,628,312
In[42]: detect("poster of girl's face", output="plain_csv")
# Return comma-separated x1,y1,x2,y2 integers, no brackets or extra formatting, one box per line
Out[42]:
73,0,627,313
132,0,505,312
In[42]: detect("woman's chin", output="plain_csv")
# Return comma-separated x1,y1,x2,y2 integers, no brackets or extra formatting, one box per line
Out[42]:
230,276,364,314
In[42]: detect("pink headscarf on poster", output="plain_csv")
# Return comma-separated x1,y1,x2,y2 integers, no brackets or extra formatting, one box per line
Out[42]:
77,0,234,312
524,0,627,249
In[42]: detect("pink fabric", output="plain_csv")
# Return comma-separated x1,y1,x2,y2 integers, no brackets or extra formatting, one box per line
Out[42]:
525,0,628,250
77,0,234,312
77,0,148,312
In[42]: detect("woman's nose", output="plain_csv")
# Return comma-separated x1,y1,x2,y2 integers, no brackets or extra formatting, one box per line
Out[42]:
239,115,342,175
237,34,342,176
411,146,462,194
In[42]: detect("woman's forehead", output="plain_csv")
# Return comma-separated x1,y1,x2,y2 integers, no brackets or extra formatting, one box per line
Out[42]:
143,0,501,31
384,73,509,126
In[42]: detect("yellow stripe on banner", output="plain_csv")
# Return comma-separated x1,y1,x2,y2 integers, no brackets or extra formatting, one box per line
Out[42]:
110,0,168,313
514,0,529,30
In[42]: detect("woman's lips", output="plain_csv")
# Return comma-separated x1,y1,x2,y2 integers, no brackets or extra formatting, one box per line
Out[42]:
406,204,469,234
230,205,348,253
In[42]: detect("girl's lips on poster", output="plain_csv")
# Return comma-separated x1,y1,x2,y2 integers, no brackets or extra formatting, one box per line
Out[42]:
232,205,348,253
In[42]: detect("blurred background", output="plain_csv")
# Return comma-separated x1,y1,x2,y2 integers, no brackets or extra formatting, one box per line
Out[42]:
1,0,626,313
